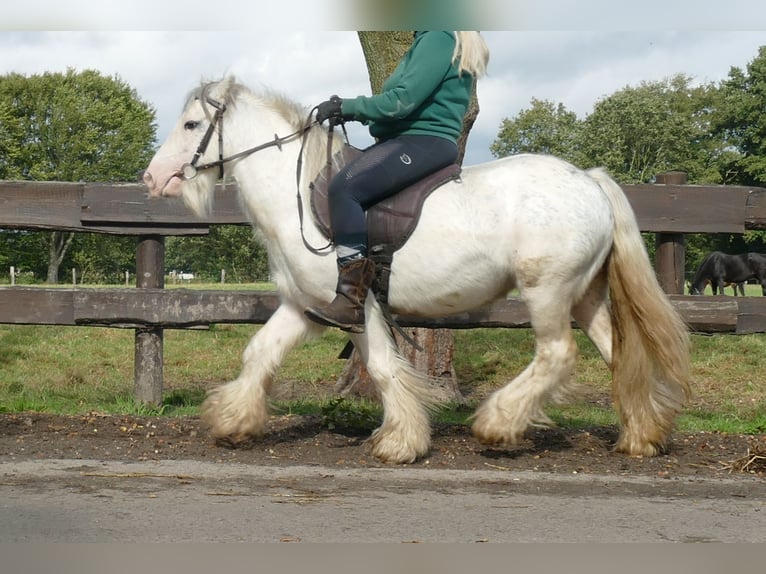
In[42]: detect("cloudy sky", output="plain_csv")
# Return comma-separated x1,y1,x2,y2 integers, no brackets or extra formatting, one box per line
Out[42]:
2,1,766,167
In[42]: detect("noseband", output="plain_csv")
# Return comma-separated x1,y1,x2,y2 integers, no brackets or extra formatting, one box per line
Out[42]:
178,95,309,181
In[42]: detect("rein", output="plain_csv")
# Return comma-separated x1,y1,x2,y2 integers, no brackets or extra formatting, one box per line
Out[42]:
294,118,348,255
177,94,333,254
177,95,310,181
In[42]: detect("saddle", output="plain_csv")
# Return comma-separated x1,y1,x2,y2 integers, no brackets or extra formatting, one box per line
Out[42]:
309,144,461,302
310,145,461,252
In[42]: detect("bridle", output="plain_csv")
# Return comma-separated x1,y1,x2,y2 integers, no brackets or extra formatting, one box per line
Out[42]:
176,95,311,182
178,93,335,254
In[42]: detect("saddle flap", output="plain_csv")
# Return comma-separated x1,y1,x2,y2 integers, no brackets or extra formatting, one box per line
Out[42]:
309,145,363,239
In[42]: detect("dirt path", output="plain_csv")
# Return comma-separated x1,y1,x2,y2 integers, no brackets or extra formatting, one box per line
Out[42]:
2,412,765,478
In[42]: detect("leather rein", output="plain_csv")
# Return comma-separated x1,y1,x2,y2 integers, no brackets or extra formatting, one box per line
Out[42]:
176,95,310,181
176,94,333,254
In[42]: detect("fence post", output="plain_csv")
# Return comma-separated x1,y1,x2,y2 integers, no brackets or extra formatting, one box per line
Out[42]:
654,171,687,294
134,235,165,405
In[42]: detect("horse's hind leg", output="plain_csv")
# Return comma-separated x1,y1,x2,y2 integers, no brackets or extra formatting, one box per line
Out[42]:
351,306,444,463
571,266,612,366
472,287,579,446
201,302,323,443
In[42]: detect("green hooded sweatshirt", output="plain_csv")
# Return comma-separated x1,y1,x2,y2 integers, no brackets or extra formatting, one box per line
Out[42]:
341,31,474,144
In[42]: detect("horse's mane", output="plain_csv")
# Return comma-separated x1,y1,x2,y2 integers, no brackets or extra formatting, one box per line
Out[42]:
187,77,339,186
184,78,307,127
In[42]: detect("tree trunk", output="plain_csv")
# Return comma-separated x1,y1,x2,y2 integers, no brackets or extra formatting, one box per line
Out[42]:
335,328,462,403
357,32,414,94
46,231,74,284
335,32,479,403
457,79,480,166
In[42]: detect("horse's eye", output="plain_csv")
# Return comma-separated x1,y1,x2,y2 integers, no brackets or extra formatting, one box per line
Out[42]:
184,120,200,130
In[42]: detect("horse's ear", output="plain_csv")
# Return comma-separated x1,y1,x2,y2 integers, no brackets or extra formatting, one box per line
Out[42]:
212,75,240,105
220,75,237,95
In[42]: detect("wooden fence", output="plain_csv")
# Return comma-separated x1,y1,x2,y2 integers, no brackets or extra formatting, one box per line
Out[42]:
2,173,766,404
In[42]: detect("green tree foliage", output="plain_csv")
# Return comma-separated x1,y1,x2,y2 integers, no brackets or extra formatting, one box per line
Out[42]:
0,69,156,181
490,98,584,166
0,230,48,280
581,74,723,184
0,69,157,282
490,76,726,185
716,45,766,187
69,234,137,284
165,226,270,283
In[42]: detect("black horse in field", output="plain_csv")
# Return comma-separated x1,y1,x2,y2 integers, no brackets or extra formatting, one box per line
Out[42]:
689,251,766,295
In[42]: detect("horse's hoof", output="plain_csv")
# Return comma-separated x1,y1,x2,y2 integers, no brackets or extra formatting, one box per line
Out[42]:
471,411,525,447
214,432,260,449
471,426,517,448
368,428,429,464
370,445,422,464
614,437,665,457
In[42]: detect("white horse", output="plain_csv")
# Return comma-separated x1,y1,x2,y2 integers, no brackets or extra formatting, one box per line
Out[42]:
143,76,691,464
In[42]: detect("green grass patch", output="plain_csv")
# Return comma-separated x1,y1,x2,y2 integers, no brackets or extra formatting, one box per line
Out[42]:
0,317,765,435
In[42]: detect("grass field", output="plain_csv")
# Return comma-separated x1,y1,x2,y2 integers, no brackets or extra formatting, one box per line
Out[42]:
692,282,765,297
1,282,765,433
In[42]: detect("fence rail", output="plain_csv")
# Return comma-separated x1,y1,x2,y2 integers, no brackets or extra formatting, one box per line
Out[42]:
2,176,766,403
1,286,764,334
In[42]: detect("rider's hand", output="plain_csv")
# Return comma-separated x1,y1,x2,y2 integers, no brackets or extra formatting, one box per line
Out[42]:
316,95,344,125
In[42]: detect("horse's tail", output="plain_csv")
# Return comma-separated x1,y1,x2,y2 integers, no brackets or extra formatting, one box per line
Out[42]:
587,167,691,455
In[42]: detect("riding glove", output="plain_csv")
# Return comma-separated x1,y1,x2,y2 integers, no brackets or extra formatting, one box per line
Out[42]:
316,95,349,125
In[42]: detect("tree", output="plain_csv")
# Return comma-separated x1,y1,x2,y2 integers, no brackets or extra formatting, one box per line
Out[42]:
490,98,584,165
165,226,270,283
68,234,137,284
580,74,722,184
0,69,157,282
488,76,727,185
335,31,476,403
0,230,47,281
578,74,759,279
716,45,766,187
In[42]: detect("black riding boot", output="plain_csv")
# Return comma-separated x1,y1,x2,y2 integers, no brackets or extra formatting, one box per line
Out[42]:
304,258,376,333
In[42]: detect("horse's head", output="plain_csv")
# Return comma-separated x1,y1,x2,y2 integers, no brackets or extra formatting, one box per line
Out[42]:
688,278,707,295
143,77,239,217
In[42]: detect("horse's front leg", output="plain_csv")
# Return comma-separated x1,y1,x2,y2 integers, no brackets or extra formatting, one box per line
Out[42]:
351,306,446,464
715,279,725,295
201,302,323,444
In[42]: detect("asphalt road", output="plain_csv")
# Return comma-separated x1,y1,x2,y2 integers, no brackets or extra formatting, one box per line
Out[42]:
1,458,765,543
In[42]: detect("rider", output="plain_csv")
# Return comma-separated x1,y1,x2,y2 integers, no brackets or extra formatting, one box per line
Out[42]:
304,31,489,333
